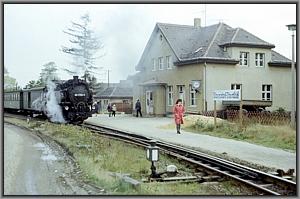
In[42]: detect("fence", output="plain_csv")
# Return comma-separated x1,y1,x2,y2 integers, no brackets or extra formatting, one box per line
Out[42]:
202,110,291,125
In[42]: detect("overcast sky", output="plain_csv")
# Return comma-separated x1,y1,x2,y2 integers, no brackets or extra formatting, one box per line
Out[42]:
4,4,296,87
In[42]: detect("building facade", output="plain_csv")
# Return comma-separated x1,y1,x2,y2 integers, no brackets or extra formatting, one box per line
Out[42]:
133,19,294,116
94,81,133,114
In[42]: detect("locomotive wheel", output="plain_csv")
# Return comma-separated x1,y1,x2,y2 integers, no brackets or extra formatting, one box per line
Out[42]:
72,120,84,125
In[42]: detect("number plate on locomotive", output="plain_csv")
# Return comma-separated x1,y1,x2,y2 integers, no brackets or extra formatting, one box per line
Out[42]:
74,93,86,96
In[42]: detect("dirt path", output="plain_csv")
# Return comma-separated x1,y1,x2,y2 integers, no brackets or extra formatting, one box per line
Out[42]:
4,122,104,195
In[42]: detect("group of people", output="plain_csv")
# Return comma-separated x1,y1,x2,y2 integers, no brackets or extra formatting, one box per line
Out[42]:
107,103,117,117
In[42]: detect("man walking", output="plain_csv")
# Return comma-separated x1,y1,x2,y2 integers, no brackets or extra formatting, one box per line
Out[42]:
135,99,142,117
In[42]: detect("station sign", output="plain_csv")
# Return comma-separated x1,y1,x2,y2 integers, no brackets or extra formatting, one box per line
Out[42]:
213,90,241,101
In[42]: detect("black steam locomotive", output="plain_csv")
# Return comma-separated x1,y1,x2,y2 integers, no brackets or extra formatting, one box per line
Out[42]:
4,76,94,124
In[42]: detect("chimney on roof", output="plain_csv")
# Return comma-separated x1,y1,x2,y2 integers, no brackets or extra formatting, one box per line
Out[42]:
194,18,201,28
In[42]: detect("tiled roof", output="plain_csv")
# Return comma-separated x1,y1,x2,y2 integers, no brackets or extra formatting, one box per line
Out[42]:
137,22,290,67
270,50,291,63
95,86,133,98
269,50,294,67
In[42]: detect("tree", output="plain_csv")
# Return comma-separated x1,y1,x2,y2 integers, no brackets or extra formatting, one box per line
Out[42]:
24,62,60,89
61,13,104,89
4,66,19,91
39,61,59,85
25,80,38,89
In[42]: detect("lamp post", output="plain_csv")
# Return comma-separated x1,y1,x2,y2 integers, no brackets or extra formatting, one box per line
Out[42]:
146,140,159,178
286,24,296,127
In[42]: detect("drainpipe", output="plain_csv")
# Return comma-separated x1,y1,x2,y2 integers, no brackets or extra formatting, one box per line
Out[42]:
204,61,207,112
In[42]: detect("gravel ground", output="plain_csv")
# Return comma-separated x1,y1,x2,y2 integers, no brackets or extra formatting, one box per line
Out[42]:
4,122,104,195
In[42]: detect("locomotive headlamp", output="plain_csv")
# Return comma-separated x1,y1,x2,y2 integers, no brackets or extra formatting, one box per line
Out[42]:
65,106,69,110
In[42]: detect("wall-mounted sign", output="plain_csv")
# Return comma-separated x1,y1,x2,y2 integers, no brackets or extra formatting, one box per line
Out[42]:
213,90,241,101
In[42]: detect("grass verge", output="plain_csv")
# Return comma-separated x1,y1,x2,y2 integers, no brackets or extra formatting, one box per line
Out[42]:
4,117,255,195
160,115,295,152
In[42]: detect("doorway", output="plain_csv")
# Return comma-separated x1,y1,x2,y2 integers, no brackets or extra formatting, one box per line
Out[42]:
146,91,153,114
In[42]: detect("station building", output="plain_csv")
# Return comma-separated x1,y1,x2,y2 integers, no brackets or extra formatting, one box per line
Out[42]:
133,18,294,116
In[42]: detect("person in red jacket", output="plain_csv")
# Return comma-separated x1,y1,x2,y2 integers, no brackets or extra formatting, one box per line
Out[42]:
173,99,185,134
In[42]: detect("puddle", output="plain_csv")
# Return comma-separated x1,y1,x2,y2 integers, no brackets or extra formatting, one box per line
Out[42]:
33,142,60,161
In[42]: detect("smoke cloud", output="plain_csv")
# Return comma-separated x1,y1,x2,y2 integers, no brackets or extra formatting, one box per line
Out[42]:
46,81,66,123
31,81,66,123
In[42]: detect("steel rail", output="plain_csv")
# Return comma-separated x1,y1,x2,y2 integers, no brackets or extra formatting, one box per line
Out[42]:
82,122,296,196
4,114,295,196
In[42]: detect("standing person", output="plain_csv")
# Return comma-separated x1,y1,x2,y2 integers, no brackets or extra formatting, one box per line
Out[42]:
173,99,185,134
112,104,117,117
135,99,142,117
94,102,99,116
107,103,112,117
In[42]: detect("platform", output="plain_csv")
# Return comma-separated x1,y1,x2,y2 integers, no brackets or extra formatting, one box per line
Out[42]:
86,114,296,174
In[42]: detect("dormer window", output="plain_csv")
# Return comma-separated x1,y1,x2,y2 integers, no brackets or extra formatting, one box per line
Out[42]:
223,46,227,52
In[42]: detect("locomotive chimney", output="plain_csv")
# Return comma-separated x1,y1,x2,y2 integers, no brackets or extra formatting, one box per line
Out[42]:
73,76,79,83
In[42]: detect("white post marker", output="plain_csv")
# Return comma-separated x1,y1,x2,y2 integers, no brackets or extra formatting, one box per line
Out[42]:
239,89,243,128
214,100,217,128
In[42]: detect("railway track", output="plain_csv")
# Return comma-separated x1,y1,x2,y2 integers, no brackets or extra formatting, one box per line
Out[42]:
4,113,296,195
81,122,297,196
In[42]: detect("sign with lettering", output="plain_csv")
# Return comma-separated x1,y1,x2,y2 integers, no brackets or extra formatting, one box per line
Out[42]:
213,90,241,101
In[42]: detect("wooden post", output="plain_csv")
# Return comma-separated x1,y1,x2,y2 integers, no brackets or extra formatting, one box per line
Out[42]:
214,100,217,128
239,89,243,129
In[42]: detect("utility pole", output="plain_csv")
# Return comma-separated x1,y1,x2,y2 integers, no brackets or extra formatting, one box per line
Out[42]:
204,4,207,27
286,24,296,128
107,69,111,88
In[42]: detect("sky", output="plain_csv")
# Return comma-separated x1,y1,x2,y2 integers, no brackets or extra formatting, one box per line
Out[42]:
4,4,297,88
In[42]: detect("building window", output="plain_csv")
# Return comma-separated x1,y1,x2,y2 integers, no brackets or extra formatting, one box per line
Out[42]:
167,86,173,106
239,52,249,66
158,57,164,70
262,85,272,101
178,85,185,104
152,58,156,71
166,55,172,69
189,85,196,106
231,84,242,90
255,53,265,67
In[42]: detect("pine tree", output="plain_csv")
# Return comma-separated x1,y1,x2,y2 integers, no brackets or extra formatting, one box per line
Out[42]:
61,13,104,89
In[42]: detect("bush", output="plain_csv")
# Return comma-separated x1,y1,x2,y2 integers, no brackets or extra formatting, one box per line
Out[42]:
275,107,286,113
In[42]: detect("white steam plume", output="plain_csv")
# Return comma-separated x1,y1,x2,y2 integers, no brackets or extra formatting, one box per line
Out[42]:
45,81,66,123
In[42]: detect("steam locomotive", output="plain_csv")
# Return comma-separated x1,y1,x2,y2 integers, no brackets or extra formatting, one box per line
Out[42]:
4,76,94,124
